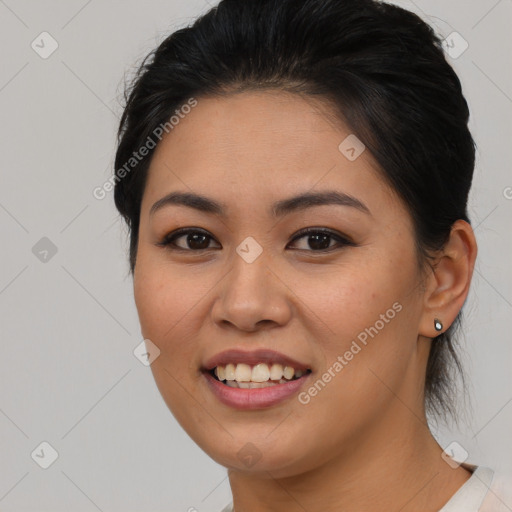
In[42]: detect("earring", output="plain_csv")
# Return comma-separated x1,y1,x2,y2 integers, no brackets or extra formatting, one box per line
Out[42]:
434,318,443,332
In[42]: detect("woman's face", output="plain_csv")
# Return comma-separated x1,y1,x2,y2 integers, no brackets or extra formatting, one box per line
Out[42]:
134,91,430,476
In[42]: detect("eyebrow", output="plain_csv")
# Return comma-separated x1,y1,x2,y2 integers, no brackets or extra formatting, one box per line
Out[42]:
149,190,371,218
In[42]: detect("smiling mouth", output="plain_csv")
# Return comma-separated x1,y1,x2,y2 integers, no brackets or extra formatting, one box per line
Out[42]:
208,363,313,389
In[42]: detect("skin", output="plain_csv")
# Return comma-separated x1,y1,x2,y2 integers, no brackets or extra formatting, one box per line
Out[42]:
133,90,478,511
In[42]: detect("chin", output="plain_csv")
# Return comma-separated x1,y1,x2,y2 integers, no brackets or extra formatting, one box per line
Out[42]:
194,433,316,477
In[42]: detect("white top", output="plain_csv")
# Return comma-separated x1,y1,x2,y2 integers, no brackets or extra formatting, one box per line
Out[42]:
219,463,512,512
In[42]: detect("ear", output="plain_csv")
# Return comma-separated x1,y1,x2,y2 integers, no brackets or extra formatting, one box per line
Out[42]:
419,219,478,338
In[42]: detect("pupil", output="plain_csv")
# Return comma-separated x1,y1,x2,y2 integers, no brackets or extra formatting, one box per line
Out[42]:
189,233,209,249
309,234,330,250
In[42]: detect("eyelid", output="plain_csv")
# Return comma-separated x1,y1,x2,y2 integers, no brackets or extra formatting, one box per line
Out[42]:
288,227,355,247
156,227,220,250
156,226,355,252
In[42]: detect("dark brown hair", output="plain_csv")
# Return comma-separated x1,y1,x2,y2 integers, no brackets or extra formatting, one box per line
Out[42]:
113,0,476,426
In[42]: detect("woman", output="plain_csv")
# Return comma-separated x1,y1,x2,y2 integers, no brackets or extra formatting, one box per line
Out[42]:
113,0,511,510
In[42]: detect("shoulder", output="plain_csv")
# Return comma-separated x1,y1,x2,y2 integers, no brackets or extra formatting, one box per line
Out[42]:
217,469,512,512
480,470,512,512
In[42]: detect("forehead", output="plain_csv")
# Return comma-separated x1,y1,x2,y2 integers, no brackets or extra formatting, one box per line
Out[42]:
142,91,399,217
151,90,361,164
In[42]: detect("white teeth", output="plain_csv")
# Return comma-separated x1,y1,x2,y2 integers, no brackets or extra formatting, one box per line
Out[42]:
224,363,236,381
251,363,270,382
269,363,283,380
234,363,252,382
223,380,279,389
213,362,309,384
248,382,274,389
283,366,295,380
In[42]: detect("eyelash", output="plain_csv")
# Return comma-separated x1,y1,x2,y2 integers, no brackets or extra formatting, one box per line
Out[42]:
156,227,355,253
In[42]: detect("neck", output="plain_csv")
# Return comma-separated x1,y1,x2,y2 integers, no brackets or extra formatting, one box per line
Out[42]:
227,401,472,512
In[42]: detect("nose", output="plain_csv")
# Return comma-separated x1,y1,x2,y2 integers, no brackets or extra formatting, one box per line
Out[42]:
210,249,293,332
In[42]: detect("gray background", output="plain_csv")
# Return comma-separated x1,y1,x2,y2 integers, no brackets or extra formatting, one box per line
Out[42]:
0,0,511,510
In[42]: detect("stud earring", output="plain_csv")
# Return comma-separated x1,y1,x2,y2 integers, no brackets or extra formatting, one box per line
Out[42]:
434,318,443,332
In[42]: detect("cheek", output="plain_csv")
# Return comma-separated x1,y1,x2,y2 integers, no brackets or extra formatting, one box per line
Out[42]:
293,251,420,394
133,260,197,364
133,261,208,426
134,251,205,336
296,259,408,343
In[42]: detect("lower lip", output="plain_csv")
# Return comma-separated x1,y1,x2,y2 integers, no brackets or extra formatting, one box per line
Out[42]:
203,371,311,410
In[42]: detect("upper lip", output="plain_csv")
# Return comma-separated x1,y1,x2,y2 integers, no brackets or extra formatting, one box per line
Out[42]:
202,349,311,372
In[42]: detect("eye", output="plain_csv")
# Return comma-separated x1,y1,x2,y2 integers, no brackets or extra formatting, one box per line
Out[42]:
287,227,355,252
156,227,355,253
156,228,220,251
